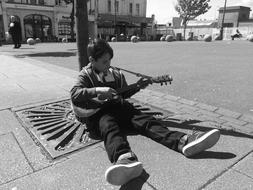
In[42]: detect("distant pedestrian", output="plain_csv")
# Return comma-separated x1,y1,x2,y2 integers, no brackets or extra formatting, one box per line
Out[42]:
8,16,22,48
43,27,48,41
231,29,242,40
70,39,221,186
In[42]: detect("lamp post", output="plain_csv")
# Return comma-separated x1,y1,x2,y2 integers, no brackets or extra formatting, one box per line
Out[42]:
114,0,117,39
220,0,227,40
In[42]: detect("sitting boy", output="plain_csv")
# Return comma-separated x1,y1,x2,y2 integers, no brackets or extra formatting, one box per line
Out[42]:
70,39,220,186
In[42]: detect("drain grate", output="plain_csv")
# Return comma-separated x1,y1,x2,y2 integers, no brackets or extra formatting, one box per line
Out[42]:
16,99,173,159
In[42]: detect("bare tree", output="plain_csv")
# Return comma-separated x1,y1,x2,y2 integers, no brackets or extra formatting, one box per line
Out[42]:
75,0,89,70
175,0,211,40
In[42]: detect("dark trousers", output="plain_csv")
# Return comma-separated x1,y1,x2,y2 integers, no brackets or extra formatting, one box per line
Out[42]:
12,35,21,47
86,100,186,163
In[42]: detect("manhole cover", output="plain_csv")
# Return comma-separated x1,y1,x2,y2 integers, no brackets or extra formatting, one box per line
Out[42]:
15,99,173,159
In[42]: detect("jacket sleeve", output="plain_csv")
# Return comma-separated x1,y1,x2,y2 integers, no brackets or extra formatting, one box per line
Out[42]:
8,24,13,35
70,70,97,104
120,74,140,99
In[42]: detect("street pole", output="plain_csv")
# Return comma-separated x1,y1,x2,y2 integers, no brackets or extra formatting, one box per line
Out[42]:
114,0,117,39
220,0,227,40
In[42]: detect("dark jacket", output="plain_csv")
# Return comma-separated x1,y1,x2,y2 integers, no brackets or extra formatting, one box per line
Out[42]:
8,21,21,38
70,63,140,117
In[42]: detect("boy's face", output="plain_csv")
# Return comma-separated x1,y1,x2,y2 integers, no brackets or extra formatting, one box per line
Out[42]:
91,53,111,73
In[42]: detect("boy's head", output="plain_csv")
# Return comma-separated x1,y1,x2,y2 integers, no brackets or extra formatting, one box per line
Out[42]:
87,39,114,73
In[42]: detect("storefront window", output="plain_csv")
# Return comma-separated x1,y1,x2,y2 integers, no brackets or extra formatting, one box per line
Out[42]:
38,0,44,5
30,0,36,5
58,22,71,35
24,14,52,41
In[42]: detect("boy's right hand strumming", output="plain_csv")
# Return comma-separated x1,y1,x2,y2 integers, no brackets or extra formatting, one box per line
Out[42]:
95,87,118,101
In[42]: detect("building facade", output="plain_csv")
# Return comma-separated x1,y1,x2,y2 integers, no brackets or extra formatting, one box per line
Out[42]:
0,0,154,42
0,0,97,42
218,6,252,28
96,0,154,41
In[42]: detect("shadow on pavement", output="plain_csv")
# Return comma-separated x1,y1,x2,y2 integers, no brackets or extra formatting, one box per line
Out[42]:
160,119,253,140
191,151,236,160
15,52,76,58
120,169,151,190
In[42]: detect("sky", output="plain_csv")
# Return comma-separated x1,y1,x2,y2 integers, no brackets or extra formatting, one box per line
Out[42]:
146,0,253,24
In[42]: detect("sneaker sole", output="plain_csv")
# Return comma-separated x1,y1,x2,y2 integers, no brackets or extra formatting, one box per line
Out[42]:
105,161,143,186
182,129,220,157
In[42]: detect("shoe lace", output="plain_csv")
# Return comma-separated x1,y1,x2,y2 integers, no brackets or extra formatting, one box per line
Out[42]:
189,127,202,140
191,127,198,135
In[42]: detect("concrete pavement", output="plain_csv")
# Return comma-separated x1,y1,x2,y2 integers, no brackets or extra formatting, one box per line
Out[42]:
0,53,252,190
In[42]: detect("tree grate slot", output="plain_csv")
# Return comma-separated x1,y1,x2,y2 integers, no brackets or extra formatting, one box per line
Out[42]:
15,99,173,159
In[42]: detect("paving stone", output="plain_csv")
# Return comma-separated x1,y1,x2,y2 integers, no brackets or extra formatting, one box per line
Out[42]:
222,122,251,133
0,109,66,172
195,109,221,118
158,104,181,114
195,102,218,112
178,104,199,113
237,123,253,134
239,114,253,124
162,99,182,108
204,170,253,190
178,98,197,106
198,115,226,125
233,152,253,178
0,133,33,184
163,94,180,101
221,124,236,131
215,108,242,119
219,116,247,126
144,89,166,98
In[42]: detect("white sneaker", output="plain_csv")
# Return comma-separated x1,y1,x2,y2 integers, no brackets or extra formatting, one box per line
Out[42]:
105,152,143,186
182,129,220,157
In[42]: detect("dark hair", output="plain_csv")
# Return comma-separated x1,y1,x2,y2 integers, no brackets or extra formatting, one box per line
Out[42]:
87,39,113,61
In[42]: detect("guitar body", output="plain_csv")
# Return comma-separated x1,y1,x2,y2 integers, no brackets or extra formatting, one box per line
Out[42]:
72,102,100,118
72,98,121,118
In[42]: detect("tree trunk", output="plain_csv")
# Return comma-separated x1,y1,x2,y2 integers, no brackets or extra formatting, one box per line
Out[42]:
183,23,187,41
70,0,75,41
75,0,89,71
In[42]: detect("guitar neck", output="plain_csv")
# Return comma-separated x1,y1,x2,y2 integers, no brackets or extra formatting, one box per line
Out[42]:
116,83,139,95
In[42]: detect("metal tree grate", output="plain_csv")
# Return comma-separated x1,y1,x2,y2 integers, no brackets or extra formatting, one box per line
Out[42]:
16,99,173,159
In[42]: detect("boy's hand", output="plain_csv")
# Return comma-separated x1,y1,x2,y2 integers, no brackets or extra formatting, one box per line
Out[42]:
95,87,117,100
137,78,151,89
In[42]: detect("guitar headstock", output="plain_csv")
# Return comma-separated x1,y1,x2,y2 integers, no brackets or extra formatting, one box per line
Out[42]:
151,75,173,85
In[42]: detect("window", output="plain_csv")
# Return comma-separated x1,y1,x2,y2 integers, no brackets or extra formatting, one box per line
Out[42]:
30,0,36,5
115,1,119,13
55,0,62,5
38,0,44,5
21,0,29,3
136,3,140,16
58,22,71,35
223,23,233,28
108,0,111,12
129,3,133,14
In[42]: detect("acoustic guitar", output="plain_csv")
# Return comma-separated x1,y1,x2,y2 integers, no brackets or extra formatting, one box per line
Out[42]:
72,75,173,118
